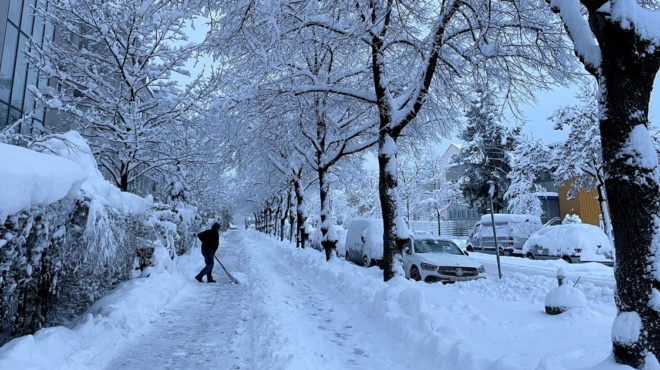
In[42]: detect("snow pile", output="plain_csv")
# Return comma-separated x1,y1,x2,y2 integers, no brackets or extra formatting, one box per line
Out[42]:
0,131,150,224
34,131,149,215
0,142,87,223
246,231,623,370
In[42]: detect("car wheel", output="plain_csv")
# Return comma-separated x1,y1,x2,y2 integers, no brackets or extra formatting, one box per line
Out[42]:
410,266,421,281
526,253,535,260
466,245,473,252
363,255,370,267
562,256,572,264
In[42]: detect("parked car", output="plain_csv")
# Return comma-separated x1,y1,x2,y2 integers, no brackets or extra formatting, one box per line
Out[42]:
522,223,614,264
465,214,542,256
403,235,486,283
335,226,348,258
310,225,347,255
309,227,323,252
345,218,383,267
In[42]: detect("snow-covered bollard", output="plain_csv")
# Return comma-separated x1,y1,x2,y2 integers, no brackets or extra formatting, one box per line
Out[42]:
544,268,586,315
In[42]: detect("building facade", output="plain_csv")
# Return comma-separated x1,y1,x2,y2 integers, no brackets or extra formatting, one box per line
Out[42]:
0,0,49,133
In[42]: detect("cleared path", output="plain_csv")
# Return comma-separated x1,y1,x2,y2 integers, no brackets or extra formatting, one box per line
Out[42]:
105,232,248,370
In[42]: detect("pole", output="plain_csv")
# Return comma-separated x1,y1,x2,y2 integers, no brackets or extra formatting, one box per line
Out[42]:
213,255,240,284
487,180,502,279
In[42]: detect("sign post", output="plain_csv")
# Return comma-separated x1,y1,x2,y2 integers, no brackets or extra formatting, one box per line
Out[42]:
486,180,502,279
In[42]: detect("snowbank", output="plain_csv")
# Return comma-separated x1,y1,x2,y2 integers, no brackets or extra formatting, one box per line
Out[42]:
246,231,627,370
36,131,149,215
0,142,87,223
0,131,150,224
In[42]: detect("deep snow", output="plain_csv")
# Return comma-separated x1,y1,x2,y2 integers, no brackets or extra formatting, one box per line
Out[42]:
0,230,631,370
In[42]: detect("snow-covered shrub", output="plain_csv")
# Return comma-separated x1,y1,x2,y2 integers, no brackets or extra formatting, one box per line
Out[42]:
0,199,75,345
145,202,200,258
0,131,204,346
563,214,582,224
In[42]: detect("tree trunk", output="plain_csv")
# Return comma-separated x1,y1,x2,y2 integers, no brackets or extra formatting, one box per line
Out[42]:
294,179,307,249
318,168,337,261
595,180,614,246
120,171,129,192
378,131,407,281
288,186,296,243
593,14,660,368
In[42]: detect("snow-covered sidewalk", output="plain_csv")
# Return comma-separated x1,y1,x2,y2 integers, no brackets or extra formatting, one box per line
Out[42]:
104,232,248,369
0,229,630,370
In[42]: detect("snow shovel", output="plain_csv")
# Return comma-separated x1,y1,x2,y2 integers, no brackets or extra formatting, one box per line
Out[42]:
214,255,240,284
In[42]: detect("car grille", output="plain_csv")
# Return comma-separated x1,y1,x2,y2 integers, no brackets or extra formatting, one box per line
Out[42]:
437,266,479,277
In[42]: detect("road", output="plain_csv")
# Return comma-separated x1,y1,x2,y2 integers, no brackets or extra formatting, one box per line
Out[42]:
471,253,616,289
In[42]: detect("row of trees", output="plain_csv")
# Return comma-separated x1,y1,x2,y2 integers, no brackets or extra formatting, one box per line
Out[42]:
6,0,660,367
208,0,660,367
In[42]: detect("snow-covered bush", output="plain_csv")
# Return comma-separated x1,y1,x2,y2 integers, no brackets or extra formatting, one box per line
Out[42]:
0,132,203,345
563,214,582,224
0,199,76,344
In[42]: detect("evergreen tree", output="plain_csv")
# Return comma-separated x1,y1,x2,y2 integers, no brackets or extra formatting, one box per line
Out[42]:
454,92,519,214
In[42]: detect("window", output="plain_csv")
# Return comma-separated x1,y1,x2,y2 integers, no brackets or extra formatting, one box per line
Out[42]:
0,24,18,102
10,34,28,108
0,101,9,128
8,0,22,25
21,0,36,34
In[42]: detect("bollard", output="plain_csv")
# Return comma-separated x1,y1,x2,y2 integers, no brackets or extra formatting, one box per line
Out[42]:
557,267,566,286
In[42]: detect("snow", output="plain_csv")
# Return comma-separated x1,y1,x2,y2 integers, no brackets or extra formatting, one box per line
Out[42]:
523,223,614,262
620,125,660,184
545,283,587,309
609,0,660,46
0,141,87,223
345,218,385,261
549,0,602,68
477,213,543,239
611,312,642,345
0,230,636,370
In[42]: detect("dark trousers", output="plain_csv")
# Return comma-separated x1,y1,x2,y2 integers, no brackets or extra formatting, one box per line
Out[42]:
195,251,215,281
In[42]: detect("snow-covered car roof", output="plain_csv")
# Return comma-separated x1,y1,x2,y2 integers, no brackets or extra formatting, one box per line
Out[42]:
522,223,613,261
479,214,542,225
476,214,542,238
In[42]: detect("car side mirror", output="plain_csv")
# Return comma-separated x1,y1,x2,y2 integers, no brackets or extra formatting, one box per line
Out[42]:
404,247,411,254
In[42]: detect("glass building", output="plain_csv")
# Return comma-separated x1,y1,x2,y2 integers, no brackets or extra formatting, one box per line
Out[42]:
0,0,49,133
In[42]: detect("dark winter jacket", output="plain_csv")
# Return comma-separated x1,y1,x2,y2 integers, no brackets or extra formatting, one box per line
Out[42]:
198,229,219,253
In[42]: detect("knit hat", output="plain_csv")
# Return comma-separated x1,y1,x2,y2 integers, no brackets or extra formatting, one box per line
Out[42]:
212,222,221,230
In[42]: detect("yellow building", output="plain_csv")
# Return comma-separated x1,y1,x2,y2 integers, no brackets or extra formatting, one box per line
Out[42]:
558,180,604,227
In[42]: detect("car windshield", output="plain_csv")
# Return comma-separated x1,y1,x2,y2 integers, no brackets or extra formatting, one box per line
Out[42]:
414,239,462,255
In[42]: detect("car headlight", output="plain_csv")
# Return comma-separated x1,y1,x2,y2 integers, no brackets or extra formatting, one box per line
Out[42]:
477,265,485,273
420,263,437,271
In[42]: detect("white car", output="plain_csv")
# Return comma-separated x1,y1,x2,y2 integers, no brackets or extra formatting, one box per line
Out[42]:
522,223,614,264
403,236,487,283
